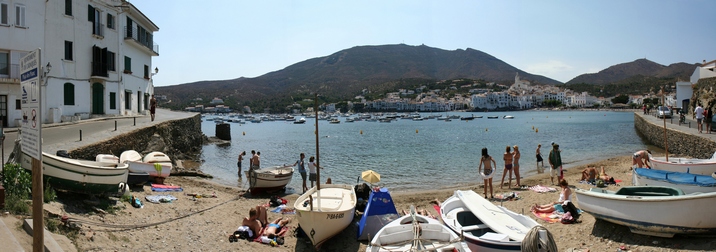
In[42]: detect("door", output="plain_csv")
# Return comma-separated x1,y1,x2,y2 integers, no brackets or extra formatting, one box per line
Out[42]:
92,83,104,114
0,95,6,127
137,91,142,112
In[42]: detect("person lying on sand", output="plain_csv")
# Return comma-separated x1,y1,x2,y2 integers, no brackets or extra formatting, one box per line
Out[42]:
265,217,291,238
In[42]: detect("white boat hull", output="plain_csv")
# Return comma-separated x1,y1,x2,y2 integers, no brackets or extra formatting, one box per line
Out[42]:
142,151,173,169
244,165,294,194
366,213,470,252
294,184,357,249
649,152,716,175
126,160,172,178
439,190,539,252
576,187,716,237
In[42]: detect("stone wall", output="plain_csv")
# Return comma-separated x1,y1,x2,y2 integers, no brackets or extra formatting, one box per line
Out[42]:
634,113,716,159
69,114,204,164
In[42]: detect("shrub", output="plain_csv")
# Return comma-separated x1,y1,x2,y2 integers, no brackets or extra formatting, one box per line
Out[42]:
1,163,32,198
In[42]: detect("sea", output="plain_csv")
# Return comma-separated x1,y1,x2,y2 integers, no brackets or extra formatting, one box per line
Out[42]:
197,110,650,193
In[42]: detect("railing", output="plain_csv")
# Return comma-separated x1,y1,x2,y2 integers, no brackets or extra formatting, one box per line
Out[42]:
123,26,159,55
0,63,20,79
91,61,109,77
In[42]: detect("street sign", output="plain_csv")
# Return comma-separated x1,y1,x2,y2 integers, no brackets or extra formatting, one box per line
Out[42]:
20,49,42,160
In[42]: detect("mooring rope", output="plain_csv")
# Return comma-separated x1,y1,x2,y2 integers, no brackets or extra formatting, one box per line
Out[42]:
521,225,559,252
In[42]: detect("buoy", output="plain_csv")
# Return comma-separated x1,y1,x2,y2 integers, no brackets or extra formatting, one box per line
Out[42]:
536,128,539,133
416,129,419,134
485,128,488,132
360,130,363,135
242,131,245,136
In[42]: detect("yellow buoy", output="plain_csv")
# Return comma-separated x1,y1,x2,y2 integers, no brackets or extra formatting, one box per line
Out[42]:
532,126,534,130
535,128,539,133
314,130,317,135
242,131,245,135
360,130,363,135
416,129,419,134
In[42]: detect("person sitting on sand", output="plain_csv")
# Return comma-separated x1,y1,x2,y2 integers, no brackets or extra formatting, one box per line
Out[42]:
532,179,571,213
264,217,292,238
581,166,598,182
242,206,269,237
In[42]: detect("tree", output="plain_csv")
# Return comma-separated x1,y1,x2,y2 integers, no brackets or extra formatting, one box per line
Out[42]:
611,94,629,104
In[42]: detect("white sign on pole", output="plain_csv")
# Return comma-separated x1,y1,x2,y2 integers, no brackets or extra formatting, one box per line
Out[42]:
20,49,42,160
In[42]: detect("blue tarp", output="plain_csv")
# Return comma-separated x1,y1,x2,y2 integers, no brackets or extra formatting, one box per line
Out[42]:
635,168,716,187
357,188,400,240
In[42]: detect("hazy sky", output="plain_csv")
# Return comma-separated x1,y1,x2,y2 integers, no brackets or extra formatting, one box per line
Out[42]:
131,0,716,87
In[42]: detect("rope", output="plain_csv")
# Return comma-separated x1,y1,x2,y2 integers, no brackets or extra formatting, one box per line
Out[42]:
64,195,242,231
521,225,558,252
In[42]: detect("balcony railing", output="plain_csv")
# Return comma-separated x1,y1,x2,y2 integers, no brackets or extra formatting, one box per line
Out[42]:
91,61,109,77
0,63,20,79
124,26,159,55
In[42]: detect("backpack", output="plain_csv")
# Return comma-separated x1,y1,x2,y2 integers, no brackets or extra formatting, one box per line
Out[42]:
560,212,574,224
269,196,283,207
562,201,580,221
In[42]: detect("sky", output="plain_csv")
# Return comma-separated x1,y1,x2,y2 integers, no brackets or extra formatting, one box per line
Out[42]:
130,0,716,87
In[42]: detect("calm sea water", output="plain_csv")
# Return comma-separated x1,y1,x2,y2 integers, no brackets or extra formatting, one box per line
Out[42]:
198,111,648,192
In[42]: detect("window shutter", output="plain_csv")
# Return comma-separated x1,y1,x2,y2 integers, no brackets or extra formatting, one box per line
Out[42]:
87,5,94,22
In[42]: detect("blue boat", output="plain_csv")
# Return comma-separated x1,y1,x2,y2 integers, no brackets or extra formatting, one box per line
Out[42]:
632,168,716,194
356,187,400,240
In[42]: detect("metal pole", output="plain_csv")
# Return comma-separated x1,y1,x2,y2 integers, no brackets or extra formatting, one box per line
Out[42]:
134,117,136,126
662,88,668,162
115,120,117,131
314,93,320,191
79,130,82,141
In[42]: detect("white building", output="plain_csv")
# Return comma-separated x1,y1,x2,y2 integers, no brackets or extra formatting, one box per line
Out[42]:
0,0,158,127
675,81,692,109
690,60,716,84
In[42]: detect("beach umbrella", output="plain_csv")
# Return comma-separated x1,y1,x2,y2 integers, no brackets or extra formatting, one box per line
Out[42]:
361,170,381,184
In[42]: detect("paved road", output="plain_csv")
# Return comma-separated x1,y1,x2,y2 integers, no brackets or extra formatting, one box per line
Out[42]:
640,111,716,143
1,109,198,165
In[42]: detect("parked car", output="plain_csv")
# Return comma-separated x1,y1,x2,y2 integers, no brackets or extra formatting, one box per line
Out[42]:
657,106,672,118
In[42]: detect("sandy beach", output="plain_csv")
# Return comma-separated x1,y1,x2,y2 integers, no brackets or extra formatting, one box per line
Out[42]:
3,154,715,252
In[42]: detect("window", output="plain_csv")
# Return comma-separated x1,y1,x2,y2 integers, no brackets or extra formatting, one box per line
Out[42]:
109,92,116,109
0,51,8,75
87,5,102,36
14,4,25,27
1,3,8,25
64,41,73,60
15,99,20,110
124,56,131,73
106,13,114,29
65,0,72,16
107,51,115,71
144,65,149,79
63,83,75,105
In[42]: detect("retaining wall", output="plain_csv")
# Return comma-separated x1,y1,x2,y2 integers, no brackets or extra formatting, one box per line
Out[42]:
634,113,716,159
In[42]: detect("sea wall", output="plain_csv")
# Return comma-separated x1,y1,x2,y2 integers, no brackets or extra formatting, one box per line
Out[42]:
68,114,204,164
634,113,716,159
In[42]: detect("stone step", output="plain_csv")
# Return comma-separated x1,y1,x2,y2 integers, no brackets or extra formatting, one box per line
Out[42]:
22,219,64,252
0,216,25,252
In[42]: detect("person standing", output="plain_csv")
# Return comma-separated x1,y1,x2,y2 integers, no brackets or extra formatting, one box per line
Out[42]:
513,145,522,188
500,146,513,189
632,150,652,168
249,150,257,170
150,94,157,121
536,144,544,173
308,156,323,188
255,152,261,169
548,144,563,185
478,148,496,198
292,153,307,193
695,104,704,133
237,151,246,178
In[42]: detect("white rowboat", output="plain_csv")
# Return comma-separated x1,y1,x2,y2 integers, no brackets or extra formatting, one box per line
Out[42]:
244,165,294,194
632,168,716,194
649,152,716,175
366,208,470,252
294,184,357,249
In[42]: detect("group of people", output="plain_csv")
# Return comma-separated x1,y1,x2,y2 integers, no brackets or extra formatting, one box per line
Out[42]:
291,153,323,193
237,150,262,178
694,103,712,134
241,205,291,241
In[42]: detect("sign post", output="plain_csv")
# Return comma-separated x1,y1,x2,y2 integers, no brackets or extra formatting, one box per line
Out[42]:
20,49,43,252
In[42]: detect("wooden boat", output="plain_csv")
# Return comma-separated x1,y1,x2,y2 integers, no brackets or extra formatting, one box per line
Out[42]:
294,184,357,249
143,151,173,168
120,150,143,162
96,154,120,163
366,207,470,252
244,165,294,194
439,190,540,252
649,152,716,175
632,168,716,194
18,151,129,195
575,186,716,237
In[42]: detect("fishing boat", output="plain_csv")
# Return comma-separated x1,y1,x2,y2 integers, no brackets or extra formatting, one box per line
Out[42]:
632,168,716,194
649,152,716,175
143,151,173,168
120,150,172,178
244,165,294,194
294,117,307,124
439,190,541,252
357,187,400,241
575,186,716,237
366,207,470,252
503,115,514,119
16,148,129,195
487,116,499,119
329,118,341,124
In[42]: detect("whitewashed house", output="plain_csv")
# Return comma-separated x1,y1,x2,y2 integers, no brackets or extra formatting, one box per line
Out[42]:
675,81,692,110
0,0,158,126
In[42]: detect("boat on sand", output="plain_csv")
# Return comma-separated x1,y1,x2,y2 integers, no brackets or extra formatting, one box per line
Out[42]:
649,152,716,175
632,168,716,194
294,184,357,249
244,165,294,194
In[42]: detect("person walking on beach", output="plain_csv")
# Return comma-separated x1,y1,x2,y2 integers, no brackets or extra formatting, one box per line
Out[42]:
695,103,704,133
308,156,323,188
548,143,563,185
150,94,157,121
237,151,246,178
478,147,496,198
536,144,544,173
292,153,307,193
513,145,522,187
500,146,514,189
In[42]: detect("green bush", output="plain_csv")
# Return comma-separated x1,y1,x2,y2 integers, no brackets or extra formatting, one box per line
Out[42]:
4,193,29,215
44,180,56,203
1,163,31,198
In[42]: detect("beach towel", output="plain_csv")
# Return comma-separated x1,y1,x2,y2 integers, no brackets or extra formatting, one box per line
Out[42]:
528,185,557,193
433,204,441,215
145,195,178,204
151,184,183,192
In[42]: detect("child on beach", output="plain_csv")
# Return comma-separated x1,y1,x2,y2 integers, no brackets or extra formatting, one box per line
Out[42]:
478,147,496,198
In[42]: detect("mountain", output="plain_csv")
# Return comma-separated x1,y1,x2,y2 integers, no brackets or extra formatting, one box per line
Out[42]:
566,59,697,85
156,44,561,110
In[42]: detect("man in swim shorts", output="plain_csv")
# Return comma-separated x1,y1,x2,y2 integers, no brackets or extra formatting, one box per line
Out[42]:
548,144,563,185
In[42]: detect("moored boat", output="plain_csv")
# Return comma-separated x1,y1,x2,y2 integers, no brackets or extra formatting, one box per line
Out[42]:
294,184,357,249
244,165,294,194
632,168,716,194
575,186,716,237
294,117,307,124
366,207,470,252
649,152,716,175
439,190,541,252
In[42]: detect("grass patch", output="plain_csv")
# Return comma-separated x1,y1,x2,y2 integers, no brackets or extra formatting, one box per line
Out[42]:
4,194,30,215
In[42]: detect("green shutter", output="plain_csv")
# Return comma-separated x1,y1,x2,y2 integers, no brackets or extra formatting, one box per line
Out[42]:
110,92,116,109
124,56,131,72
64,83,75,105
87,5,93,22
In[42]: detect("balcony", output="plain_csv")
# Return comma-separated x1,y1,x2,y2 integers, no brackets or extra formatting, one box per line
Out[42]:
124,26,159,56
0,63,20,81
91,61,109,78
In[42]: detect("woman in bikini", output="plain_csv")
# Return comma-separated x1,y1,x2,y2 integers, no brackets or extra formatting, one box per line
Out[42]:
478,147,496,198
501,146,514,189
513,145,522,188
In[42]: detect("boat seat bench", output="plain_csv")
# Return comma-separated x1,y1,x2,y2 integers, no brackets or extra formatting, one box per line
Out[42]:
461,224,488,231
